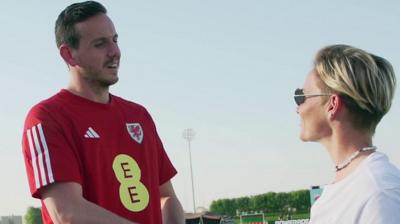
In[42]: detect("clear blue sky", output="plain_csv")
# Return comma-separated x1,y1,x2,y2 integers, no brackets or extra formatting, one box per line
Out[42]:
1,0,399,216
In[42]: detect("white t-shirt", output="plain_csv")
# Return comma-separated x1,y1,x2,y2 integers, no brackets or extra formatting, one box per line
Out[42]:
309,152,400,224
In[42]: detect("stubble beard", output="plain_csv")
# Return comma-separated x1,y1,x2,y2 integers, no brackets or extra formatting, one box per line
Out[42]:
99,76,119,88
82,69,119,90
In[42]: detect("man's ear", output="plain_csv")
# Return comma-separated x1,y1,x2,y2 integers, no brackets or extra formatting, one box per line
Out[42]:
327,94,343,120
59,44,78,67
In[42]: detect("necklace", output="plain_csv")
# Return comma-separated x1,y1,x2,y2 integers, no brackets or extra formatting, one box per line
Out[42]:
335,146,377,172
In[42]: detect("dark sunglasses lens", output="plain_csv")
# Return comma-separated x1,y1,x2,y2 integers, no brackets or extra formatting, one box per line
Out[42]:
295,88,303,95
294,88,305,105
294,95,305,105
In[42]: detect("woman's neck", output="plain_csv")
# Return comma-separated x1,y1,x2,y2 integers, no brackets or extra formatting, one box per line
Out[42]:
320,128,373,182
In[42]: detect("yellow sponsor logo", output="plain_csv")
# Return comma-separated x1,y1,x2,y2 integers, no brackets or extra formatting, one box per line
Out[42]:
113,154,149,212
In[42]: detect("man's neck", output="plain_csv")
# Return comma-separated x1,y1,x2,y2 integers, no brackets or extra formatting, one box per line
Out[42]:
67,83,110,104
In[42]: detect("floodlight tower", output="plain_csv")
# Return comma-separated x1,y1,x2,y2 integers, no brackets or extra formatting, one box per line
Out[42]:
182,128,196,213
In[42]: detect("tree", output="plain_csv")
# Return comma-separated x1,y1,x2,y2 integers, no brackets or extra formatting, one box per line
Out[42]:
288,190,310,212
210,198,236,216
253,193,268,211
235,196,250,212
24,206,43,224
209,189,311,216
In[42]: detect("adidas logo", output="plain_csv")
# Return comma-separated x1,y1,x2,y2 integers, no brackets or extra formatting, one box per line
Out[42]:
84,127,100,138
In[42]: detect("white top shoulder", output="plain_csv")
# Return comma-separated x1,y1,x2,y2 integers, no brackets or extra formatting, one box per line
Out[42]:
309,152,400,224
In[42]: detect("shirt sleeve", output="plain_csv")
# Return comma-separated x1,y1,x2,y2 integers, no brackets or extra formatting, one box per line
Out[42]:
359,189,400,224
155,130,177,185
143,109,177,185
22,104,82,198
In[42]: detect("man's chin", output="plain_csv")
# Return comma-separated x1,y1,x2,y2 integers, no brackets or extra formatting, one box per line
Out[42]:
100,77,119,87
110,77,119,85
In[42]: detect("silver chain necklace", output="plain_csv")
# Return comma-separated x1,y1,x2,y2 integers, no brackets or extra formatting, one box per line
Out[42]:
335,146,377,172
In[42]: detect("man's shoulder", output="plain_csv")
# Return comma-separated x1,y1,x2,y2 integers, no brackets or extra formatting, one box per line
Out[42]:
23,91,67,129
111,95,148,113
27,91,65,116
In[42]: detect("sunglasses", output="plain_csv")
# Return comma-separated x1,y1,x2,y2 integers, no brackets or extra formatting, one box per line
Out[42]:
294,88,331,106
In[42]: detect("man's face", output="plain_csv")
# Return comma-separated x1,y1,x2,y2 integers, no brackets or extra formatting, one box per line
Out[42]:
71,13,121,87
297,70,331,142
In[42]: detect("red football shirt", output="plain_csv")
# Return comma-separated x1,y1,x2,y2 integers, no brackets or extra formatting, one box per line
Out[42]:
22,89,177,224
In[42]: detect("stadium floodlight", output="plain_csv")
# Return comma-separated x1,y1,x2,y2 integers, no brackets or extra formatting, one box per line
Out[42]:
182,128,196,213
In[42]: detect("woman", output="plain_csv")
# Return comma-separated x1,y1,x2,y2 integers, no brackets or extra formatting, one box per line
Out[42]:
295,45,400,223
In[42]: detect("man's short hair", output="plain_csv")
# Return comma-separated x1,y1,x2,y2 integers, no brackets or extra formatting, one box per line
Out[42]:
314,44,396,134
55,1,107,49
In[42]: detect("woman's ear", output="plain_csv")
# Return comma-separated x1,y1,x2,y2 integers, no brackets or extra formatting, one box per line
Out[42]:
327,94,343,120
59,44,78,66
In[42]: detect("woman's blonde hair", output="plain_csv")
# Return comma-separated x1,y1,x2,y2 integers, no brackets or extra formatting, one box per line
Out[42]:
314,44,396,134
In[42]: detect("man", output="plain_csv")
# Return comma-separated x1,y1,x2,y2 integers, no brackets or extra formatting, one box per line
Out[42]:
21,1,184,223
295,44,400,223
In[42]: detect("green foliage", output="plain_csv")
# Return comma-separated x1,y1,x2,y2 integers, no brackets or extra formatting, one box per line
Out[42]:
232,212,310,224
210,189,311,216
210,198,237,216
24,207,43,224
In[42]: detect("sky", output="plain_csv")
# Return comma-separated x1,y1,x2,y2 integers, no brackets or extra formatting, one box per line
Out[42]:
1,0,400,216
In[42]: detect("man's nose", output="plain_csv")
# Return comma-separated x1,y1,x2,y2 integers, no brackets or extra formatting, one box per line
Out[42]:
108,42,120,58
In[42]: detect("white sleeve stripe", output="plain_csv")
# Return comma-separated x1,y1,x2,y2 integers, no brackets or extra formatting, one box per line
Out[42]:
88,127,99,138
32,125,47,186
38,123,54,184
27,129,40,189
